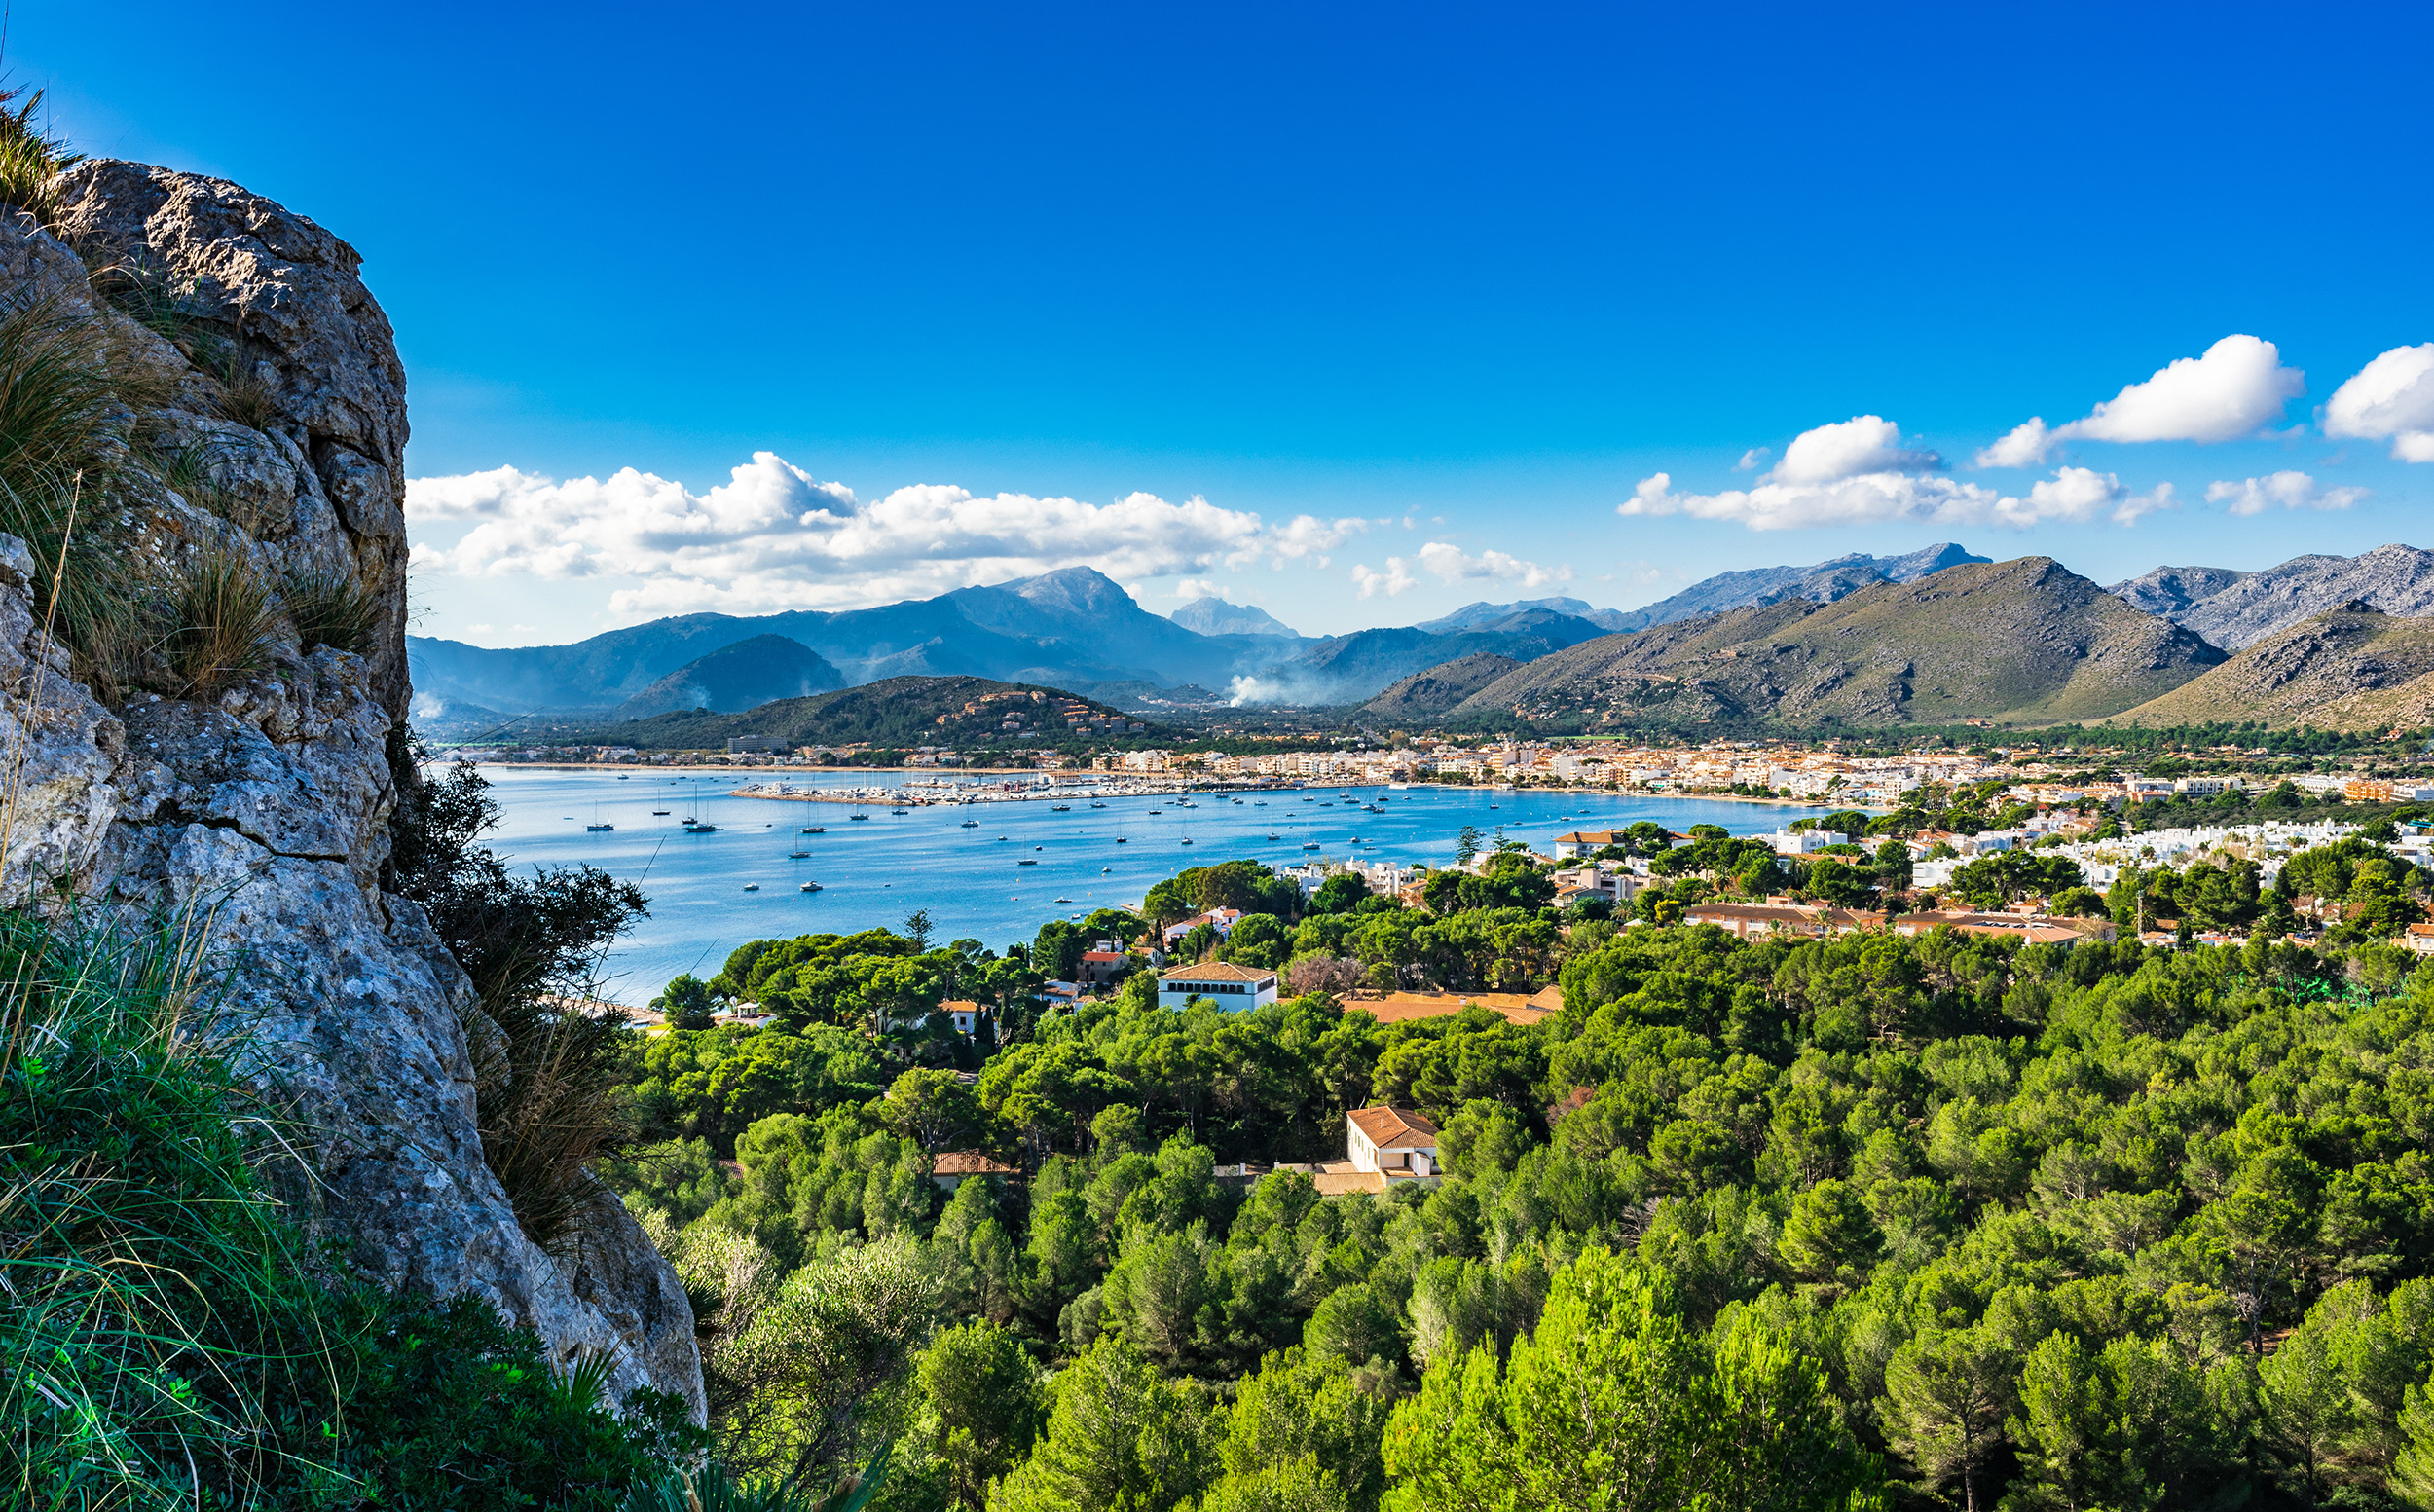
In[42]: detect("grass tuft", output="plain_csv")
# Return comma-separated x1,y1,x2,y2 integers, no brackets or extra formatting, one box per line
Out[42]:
200,337,281,431
159,546,280,694
0,85,80,229
0,296,142,695
281,565,383,655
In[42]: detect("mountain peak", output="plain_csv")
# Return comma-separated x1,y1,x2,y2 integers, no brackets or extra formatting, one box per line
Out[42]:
1170,597,1301,638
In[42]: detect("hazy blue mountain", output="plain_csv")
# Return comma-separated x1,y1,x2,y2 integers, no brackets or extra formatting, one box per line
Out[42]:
1169,597,1302,637
608,635,846,719
408,567,1299,713
1234,610,1609,705
1607,543,1990,632
1418,596,1638,634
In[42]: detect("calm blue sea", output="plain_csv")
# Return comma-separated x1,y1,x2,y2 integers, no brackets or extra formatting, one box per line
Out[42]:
465,765,1831,1005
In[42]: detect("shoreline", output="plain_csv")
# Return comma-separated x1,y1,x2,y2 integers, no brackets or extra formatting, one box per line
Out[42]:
461,761,1862,809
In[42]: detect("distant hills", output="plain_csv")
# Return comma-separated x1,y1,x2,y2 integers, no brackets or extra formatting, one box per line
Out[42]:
609,635,845,719
1429,557,2224,730
409,540,2434,735
1168,597,1299,637
2107,544,2434,650
1599,543,1990,633
592,676,1153,752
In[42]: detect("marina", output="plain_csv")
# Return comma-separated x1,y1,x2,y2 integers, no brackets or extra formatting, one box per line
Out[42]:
468,765,1828,1006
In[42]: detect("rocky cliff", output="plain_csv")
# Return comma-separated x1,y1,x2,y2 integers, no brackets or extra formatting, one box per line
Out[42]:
0,163,701,1416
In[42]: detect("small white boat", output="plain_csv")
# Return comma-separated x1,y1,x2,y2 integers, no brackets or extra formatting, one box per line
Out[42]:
800,880,822,893
743,883,759,892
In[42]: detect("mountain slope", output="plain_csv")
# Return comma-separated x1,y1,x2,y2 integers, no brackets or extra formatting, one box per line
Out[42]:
408,567,1291,711
1359,653,1525,719
608,635,845,719
1255,613,1609,705
1418,597,1639,634
1446,556,2223,728
2103,603,2434,729
1604,543,1991,633
1169,597,1302,637
2107,543,2434,649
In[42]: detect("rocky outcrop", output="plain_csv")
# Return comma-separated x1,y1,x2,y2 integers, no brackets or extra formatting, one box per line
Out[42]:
0,166,701,1418
2108,544,2434,651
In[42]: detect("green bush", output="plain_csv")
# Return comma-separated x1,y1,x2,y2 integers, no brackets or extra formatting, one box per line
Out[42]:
0,904,703,1508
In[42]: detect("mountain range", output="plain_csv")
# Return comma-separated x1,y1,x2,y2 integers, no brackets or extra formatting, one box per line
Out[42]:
410,540,2434,733
1405,557,2226,730
2107,544,2434,650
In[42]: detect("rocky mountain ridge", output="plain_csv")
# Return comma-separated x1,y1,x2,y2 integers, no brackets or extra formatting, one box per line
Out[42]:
10,163,700,1414
2107,543,2434,650
2105,602,2434,729
1438,556,2224,729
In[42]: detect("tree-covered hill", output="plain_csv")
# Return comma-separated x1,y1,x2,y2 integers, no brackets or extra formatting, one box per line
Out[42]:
602,809,2434,1510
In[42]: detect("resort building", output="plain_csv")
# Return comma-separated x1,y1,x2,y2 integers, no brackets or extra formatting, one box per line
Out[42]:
1346,1106,1441,1183
1682,902,1885,939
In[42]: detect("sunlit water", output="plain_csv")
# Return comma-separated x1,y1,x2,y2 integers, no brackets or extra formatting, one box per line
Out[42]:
466,765,1833,1004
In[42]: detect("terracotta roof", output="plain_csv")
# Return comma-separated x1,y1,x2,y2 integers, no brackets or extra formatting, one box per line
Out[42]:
1080,950,1126,962
940,999,979,1014
1348,1105,1440,1148
1158,962,1276,984
931,1150,1018,1177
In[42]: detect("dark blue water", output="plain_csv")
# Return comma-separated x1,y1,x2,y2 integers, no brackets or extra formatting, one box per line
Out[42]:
469,766,1830,1004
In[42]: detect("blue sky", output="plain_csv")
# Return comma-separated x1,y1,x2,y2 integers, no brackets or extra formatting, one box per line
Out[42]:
26,1,2434,644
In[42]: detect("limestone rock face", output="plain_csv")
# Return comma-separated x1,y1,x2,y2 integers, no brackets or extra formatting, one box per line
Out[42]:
55,160,413,717
0,166,703,1420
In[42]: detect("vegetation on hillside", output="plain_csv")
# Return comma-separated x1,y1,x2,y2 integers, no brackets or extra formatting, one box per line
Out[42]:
604,815,2434,1510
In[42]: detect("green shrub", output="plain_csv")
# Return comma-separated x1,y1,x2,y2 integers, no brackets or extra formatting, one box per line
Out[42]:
0,904,705,1507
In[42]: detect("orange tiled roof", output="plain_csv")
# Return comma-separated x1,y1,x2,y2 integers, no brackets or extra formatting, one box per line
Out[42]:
1348,1105,1440,1148
932,1150,1018,1177
1158,962,1276,984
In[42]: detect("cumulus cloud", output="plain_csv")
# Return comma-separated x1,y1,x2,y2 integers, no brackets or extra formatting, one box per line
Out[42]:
1769,416,1941,485
1622,462,2168,532
1174,577,1219,601
1972,418,2055,469
2203,471,2370,517
1350,558,1418,599
2047,334,2305,445
2324,344,2434,461
1734,447,1771,472
405,452,1339,614
1265,514,1369,565
1415,540,1568,589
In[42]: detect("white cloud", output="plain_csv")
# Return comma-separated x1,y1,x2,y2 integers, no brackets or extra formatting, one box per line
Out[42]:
1734,447,1771,472
2203,470,2370,517
2047,334,2305,445
1350,558,1417,598
1174,578,1219,601
1621,462,2166,531
1415,540,1568,589
1265,514,1368,565
1972,418,2055,469
2324,343,2434,461
1768,415,1941,485
406,453,1315,614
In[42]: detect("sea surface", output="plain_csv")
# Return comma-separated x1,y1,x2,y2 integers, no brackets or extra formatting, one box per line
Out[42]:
467,766,1833,1005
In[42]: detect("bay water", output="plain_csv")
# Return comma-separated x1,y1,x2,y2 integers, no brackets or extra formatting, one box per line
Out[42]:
467,765,1832,1005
